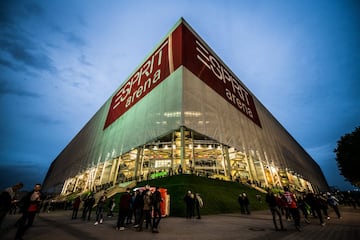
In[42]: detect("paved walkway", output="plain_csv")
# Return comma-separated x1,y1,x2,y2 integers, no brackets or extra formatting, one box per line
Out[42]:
1,206,359,240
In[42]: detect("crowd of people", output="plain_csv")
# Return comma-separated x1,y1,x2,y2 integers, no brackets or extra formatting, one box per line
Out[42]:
0,182,168,239
75,185,164,233
1,182,206,239
1,181,358,239
0,182,44,240
264,186,346,232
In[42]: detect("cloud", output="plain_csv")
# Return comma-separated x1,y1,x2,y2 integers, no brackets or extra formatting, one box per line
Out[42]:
0,79,42,98
23,1,44,18
0,2,57,74
78,53,92,66
76,14,87,28
52,25,86,48
0,58,23,72
0,164,46,191
0,1,45,23
306,143,335,160
24,113,63,126
0,30,57,73
66,31,86,47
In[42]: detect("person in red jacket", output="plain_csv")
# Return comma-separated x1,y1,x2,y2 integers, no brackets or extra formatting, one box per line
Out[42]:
15,183,44,240
282,186,301,231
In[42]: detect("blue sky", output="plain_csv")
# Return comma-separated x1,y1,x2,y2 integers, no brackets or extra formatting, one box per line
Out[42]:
1,0,359,191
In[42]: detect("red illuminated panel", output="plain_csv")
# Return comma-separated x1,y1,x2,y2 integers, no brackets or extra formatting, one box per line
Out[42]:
181,24,261,128
104,40,172,129
104,21,261,129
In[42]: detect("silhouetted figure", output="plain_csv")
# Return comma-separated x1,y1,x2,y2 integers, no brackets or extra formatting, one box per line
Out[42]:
152,186,162,232
194,193,203,219
327,192,341,219
116,188,132,231
82,194,95,221
282,186,301,231
184,190,195,218
266,191,285,231
71,196,81,219
239,193,250,214
15,183,44,240
0,182,23,227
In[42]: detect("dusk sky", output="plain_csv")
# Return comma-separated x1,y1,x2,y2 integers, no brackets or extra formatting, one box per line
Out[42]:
1,0,359,191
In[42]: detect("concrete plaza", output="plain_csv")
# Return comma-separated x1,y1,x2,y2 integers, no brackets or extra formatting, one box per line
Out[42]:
1,206,359,240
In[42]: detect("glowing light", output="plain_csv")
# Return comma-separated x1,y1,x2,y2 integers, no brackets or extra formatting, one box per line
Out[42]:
164,112,181,118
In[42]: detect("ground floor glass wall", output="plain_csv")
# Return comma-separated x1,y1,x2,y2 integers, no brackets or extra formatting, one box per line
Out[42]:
60,127,315,196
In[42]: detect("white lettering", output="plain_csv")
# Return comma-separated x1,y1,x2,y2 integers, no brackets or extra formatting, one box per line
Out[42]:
196,40,211,69
123,70,162,109
225,88,253,119
154,40,169,66
152,69,161,83
141,56,154,77
209,55,222,80
196,40,252,107
112,40,168,112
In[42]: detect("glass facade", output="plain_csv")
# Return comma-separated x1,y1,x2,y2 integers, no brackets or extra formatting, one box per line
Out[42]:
56,126,320,196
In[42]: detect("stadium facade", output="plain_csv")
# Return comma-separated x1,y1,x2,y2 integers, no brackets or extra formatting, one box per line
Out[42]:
42,18,329,195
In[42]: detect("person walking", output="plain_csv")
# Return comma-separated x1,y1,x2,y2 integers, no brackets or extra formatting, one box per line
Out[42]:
71,196,81,219
327,192,342,219
305,192,326,226
137,190,153,231
82,194,95,221
107,197,115,217
14,183,44,240
297,195,310,224
126,191,134,225
116,188,132,231
238,193,245,214
319,194,330,220
282,186,301,231
265,191,285,231
94,192,107,225
0,182,23,227
132,189,143,228
152,186,162,233
184,190,195,218
194,193,203,219
242,193,251,215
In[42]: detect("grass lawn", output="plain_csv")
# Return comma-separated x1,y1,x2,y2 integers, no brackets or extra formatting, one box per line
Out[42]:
132,174,268,217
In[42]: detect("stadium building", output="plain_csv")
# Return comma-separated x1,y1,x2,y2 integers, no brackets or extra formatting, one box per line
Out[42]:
42,18,329,195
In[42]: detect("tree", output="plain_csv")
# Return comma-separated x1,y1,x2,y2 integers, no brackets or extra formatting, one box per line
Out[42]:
334,126,360,187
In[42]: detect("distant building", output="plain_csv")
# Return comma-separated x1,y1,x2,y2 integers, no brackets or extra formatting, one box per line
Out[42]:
42,18,328,195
